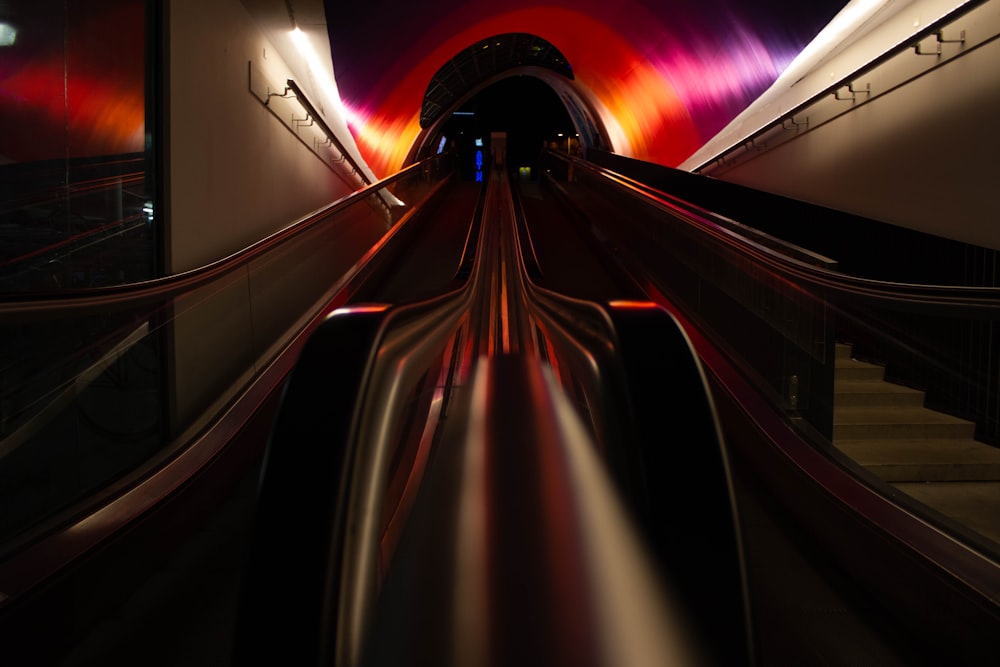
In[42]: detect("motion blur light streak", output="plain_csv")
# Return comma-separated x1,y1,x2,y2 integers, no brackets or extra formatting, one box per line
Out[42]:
328,0,846,176
0,0,144,162
339,6,703,174
333,304,391,315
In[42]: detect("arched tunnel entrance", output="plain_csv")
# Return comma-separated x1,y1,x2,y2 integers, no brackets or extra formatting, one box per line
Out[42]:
426,76,585,180
406,33,612,171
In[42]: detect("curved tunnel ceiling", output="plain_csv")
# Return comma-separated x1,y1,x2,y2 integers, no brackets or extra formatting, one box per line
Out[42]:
326,1,848,177
420,33,573,129
410,66,611,167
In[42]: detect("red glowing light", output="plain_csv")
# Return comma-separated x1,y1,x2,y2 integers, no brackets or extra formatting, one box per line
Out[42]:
0,1,145,162
607,300,659,311
331,1,826,179
345,6,705,177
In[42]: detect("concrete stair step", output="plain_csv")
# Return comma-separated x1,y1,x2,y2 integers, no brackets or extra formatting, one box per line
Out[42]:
834,380,925,407
891,481,1000,545
835,437,1000,482
833,405,977,440
833,343,1000,547
835,358,886,381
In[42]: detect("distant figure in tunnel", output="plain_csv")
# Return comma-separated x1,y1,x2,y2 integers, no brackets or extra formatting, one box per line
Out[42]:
491,131,507,173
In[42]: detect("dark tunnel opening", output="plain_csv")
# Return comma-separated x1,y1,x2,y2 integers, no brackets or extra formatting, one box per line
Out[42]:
436,76,574,180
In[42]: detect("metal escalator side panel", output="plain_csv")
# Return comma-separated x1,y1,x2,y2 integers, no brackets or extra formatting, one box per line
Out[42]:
603,299,754,666
232,304,390,667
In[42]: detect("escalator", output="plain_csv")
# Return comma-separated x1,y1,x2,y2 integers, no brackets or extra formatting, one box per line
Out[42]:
538,149,1000,664
234,161,999,665
512,163,1000,663
0,154,458,665
235,167,748,666
4,145,998,665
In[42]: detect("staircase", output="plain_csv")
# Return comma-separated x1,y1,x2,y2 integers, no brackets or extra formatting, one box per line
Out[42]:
832,343,1000,546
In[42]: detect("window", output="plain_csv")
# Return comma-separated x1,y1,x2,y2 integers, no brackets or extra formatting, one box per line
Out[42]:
0,0,157,292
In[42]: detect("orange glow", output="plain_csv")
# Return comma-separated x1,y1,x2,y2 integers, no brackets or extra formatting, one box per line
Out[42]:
332,0,840,178
1,58,144,161
0,1,145,162
332,304,392,316
347,7,701,177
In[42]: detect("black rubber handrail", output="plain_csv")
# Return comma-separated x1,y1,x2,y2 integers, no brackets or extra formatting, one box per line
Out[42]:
451,173,489,285
585,153,839,269
235,175,491,666
556,152,1000,316
508,179,752,664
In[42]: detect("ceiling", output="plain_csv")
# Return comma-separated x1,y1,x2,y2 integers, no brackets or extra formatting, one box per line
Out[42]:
419,33,573,129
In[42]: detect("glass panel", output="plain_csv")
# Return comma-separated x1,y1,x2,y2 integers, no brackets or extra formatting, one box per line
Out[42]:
0,304,165,546
0,154,454,557
0,0,154,292
540,150,1000,558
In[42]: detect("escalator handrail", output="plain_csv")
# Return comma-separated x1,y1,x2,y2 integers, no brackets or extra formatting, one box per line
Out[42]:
238,175,495,665
506,175,754,664
559,153,1000,316
582,152,840,269
0,154,453,315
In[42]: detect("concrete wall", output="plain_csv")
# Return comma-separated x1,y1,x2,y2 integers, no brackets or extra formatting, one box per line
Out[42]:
681,0,1000,251
167,0,382,434
168,0,361,273
702,36,1000,251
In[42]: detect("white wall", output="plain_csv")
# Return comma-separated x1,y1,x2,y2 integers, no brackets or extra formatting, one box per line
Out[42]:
706,37,1000,250
167,0,382,433
681,0,1000,251
169,0,362,273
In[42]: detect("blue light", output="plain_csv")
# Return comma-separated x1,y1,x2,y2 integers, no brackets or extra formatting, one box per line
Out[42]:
437,136,447,154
